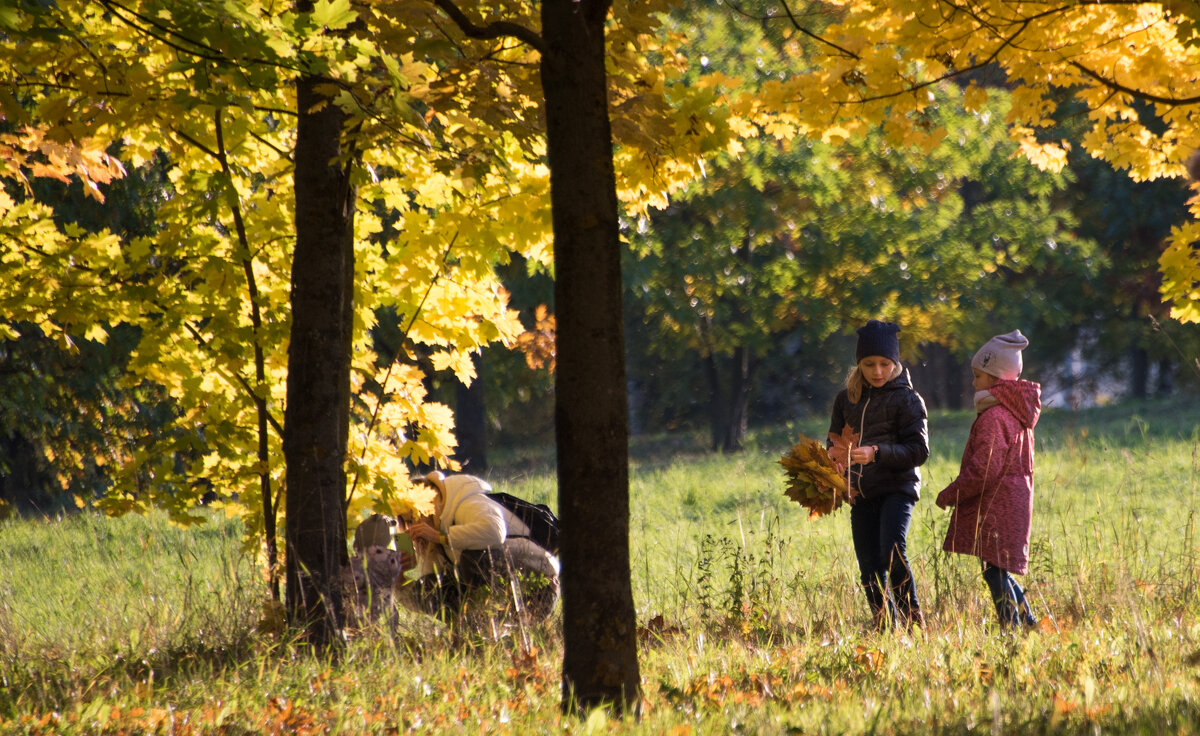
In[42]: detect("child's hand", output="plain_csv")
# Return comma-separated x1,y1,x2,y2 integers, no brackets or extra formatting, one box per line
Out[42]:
408,520,441,545
849,445,877,465
935,489,954,509
398,550,417,571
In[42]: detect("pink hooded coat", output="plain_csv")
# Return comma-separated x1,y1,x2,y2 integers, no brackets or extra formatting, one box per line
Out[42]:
936,379,1041,575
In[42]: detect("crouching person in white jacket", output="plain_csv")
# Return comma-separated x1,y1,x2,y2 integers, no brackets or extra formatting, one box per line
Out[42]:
401,471,559,623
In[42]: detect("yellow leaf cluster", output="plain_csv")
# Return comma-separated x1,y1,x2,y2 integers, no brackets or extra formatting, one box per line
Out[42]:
1161,210,1200,323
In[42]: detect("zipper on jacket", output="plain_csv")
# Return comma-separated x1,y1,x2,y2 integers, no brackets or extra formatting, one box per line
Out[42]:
855,393,871,482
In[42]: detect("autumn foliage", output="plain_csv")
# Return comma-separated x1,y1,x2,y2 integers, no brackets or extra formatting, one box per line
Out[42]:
754,0,1200,323
779,434,851,519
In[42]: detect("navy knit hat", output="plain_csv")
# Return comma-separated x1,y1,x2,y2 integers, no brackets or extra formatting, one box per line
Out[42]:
856,320,901,363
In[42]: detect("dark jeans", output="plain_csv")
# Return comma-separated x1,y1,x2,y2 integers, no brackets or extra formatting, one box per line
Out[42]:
414,548,558,622
981,561,1038,628
414,548,506,618
850,492,922,626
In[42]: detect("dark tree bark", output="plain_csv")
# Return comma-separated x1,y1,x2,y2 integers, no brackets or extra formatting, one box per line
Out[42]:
454,352,489,472
704,353,726,451
542,0,641,714
283,71,356,651
721,348,754,452
0,432,52,512
1130,346,1149,399
911,342,968,410
705,349,756,452
1154,358,1174,397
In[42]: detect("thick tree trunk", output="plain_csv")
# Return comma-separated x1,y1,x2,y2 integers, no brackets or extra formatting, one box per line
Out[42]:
283,72,355,651
542,0,640,714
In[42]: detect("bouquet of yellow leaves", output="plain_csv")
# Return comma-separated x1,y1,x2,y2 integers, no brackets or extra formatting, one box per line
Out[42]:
779,434,852,519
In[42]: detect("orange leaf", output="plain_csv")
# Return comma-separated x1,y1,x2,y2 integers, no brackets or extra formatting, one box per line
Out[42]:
828,424,860,466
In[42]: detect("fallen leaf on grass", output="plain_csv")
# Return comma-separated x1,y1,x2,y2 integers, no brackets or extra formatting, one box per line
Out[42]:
638,614,684,643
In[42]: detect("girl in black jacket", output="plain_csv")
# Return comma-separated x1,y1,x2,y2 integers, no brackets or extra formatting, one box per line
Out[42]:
828,320,930,630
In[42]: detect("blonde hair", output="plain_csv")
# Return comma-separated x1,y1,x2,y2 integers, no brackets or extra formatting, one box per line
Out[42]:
846,361,903,403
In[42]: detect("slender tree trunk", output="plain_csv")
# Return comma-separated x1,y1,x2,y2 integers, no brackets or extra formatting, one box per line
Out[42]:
719,237,753,452
1130,346,1149,400
721,348,754,452
704,354,726,451
1155,358,1174,397
283,71,356,651
542,0,640,714
454,352,489,473
216,110,282,602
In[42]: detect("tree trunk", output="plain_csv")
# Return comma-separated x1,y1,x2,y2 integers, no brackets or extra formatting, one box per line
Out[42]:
454,352,489,473
0,432,52,513
542,0,640,714
720,347,754,452
911,343,968,410
704,353,726,451
1155,358,1174,397
1130,346,1149,400
283,71,356,651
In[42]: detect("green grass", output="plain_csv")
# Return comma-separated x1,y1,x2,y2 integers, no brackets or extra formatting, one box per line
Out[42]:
2,396,1199,734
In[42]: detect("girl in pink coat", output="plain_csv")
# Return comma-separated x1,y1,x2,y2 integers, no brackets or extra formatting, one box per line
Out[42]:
936,331,1040,629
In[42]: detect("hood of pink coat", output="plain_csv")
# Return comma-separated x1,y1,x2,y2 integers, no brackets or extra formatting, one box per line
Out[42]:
988,379,1041,429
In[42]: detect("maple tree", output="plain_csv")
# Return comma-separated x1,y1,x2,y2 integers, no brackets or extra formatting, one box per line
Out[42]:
746,0,1200,323
0,0,550,635
392,0,743,711
3,0,741,697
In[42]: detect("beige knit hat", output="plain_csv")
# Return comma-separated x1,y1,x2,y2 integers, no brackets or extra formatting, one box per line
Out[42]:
971,330,1028,380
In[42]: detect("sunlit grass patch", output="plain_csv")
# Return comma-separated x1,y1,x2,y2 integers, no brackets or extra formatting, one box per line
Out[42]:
1,396,1198,733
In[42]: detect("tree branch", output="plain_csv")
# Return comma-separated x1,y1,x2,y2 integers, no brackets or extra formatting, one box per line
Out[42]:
98,0,300,73
1070,61,1200,106
775,0,860,59
430,0,545,54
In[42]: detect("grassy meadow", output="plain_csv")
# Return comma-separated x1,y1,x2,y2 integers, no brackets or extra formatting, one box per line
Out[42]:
2,397,1199,734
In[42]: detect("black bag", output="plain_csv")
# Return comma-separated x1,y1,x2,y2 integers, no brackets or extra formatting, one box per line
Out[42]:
487,492,560,555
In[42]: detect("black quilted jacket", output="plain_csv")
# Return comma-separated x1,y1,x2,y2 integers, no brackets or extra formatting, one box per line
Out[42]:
827,367,929,501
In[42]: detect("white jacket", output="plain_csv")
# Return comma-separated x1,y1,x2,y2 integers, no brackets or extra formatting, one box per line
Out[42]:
419,474,558,579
